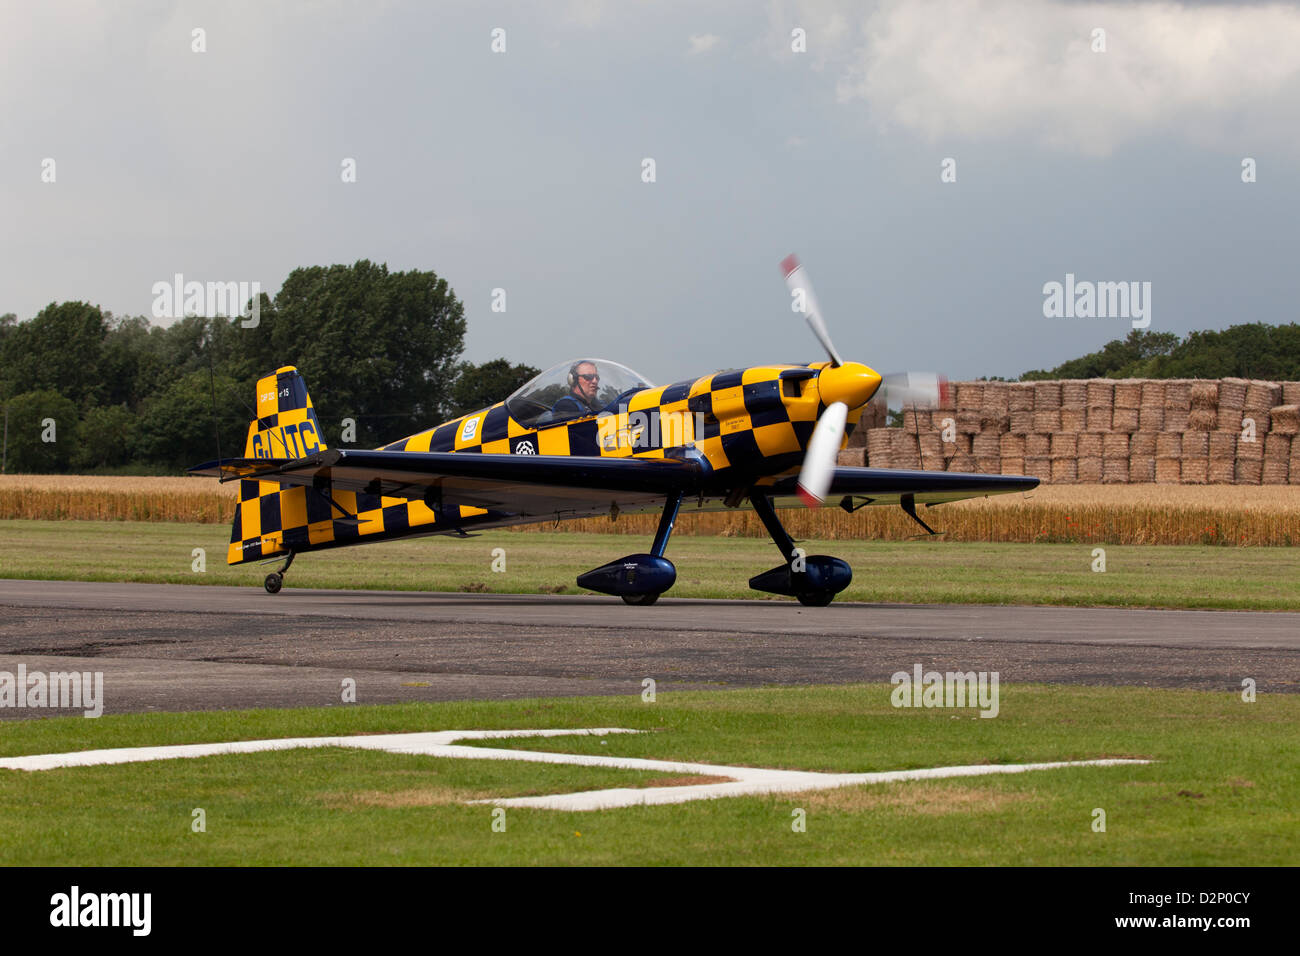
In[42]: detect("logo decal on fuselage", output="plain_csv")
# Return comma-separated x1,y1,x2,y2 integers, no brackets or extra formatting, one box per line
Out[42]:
515,440,536,454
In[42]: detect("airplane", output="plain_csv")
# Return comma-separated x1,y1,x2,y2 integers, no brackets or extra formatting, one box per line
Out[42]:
190,256,1037,606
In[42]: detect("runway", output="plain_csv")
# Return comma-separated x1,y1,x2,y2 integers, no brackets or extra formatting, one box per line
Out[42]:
1,579,1296,717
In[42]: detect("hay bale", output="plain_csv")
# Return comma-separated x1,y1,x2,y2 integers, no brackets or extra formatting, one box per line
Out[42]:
949,452,975,472
1077,433,1102,458
1282,382,1300,405
1086,380,1114,405
1077,457,1102,482
867,428,894,467
973,432,1002,458
1262,458,1290,484
1163,407,1190,432
859,397,889,430
1111,407,1139,433
981,384,1010,415
1139,406,1164,431
1163,380,1191,409
1243,409,1271,434
1208,430,1237,459
1051,459,1077,483
1180,458,1208,484
1101,458,1130,483
1060,408,1086,432
1001,457,1025,475
1007,384,1035,411
1102,433,1130,457
1113,381,1142,409
1246,381,1281,409
1235,458,1263,484
1129,456,1155,483
1009,410,1034,434
1270,405,1299,435
1025,433,1051,457
1208,458,1236,484
1238,434,1264,460
1218,378,1248,409
1000,433,1026,458
838,448,866,466
1085,406,1112,431
979,413,1010,434
1188,408,1217,431
1061,382,1087,406
919,433,943,458
1130,431,1157,456
1265,433,1292,459
1141,381,1165,407
1024,457,1052,480
1033,410,1062,432
976,457,1001,474
957,411,983,435
955,382,985,409
1182,431,1209,457
1190,382,1219,409
1033,382,1062,410
1050,433,1077,458
901,408,931,432
1156,433,1182,458
1217,407,1243,431
1155,458,1181,483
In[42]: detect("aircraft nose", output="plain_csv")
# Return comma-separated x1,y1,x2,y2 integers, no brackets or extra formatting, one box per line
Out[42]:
817,362,882,409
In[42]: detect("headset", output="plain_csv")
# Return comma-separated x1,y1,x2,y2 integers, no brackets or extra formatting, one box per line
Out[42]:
567,360,597,390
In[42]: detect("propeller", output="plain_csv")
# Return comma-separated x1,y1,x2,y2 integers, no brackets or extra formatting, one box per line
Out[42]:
779,254,945,506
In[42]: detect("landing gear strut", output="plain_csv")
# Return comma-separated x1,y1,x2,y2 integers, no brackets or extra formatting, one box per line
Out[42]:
264,551,295,594
747,493,851,606
577,493,682,605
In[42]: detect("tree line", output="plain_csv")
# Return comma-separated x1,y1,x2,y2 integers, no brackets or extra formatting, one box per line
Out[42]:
0,261,537,474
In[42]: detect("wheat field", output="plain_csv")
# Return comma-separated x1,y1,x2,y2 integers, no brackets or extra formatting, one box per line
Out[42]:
2,475,1299,545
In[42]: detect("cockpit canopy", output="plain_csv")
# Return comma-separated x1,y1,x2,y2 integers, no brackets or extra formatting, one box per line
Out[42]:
505,359,655,428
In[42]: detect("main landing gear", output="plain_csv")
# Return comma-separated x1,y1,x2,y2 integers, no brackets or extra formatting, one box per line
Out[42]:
576,493,682,606
747,493,852,606
264,551,295,594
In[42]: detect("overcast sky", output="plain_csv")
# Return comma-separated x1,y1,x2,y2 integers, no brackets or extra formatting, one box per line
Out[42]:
4,0,1299,384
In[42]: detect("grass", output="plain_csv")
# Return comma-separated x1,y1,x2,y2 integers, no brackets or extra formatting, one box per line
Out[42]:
0,684,1293,865
3,519,1300,609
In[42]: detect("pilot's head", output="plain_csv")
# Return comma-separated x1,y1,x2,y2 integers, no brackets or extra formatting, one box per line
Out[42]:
569,360,599,406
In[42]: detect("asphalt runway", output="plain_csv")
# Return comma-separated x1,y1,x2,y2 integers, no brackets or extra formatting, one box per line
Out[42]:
0,579,1296,717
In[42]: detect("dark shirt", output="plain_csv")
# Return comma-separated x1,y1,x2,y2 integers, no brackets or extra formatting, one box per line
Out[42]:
548,393,593,423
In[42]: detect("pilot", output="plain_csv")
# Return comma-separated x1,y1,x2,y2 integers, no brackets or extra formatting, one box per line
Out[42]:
548,360,601,422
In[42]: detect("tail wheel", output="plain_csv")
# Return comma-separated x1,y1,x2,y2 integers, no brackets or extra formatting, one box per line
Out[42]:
622,592,660,606
796,591,834,607
264,573,283,595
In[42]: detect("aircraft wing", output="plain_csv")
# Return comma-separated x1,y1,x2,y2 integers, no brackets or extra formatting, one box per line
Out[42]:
189,448,706,518
761,467,1038,508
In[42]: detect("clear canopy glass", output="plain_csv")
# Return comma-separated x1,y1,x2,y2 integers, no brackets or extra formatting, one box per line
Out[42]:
506,358,655,428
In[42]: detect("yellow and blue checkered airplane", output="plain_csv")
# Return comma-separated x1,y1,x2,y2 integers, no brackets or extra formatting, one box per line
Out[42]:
190,256,1036,605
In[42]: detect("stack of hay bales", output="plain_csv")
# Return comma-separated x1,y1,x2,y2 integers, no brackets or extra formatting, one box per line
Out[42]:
852,377,1300,484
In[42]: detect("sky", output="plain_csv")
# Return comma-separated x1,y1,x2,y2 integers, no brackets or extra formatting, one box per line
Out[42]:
3,0,1299,385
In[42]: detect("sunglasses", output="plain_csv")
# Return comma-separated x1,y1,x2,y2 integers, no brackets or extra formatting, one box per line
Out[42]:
578,374,599,382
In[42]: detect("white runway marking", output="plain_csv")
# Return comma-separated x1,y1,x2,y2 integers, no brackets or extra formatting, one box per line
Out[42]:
0,728,1150,810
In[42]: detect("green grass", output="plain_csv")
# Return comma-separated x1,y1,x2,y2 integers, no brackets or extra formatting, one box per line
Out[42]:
2,519,1300,609
0,685,1293,865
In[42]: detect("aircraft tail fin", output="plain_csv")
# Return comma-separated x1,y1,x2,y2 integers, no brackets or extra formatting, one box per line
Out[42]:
243,366,328,460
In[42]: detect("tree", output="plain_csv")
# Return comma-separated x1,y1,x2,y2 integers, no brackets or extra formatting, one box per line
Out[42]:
1,390,79,473
0,302,108,406
134,371,249,472
261,261,466,445
72,405,139,471
448,359,540,416
1021,329,1180,380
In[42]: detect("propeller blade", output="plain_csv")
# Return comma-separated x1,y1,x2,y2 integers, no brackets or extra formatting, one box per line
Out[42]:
796,400,848,507
780,254,844,367
879,372,950,408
